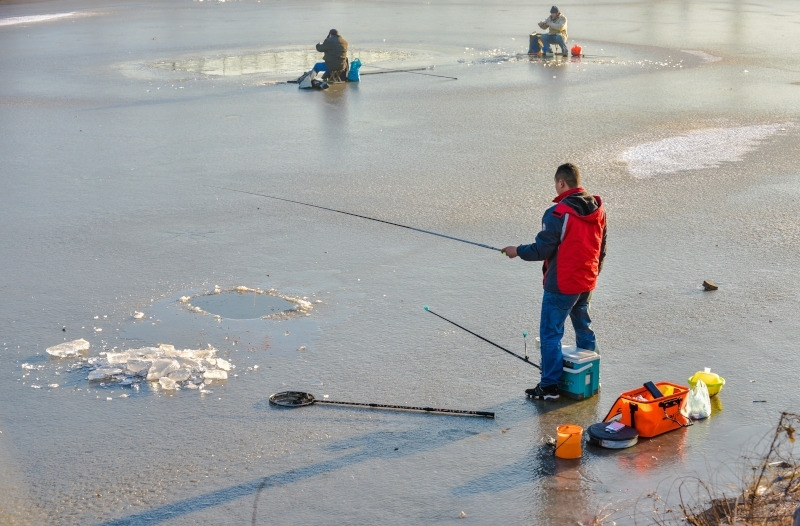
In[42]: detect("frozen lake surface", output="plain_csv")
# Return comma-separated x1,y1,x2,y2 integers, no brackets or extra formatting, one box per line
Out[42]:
2,0,800,524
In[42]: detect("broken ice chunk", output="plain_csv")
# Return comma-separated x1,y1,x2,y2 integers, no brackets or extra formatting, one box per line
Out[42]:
184,383,199,390
159,377,179,390
119,393,129,398
146,358,180,381
48,383,59,388
203,370,228,380
46,339,90,357
168,368,191,382
179,296,191,303
88,367,124,381
215,358,231,371
125,360,151,376
133,311,145,319
105,351,136,365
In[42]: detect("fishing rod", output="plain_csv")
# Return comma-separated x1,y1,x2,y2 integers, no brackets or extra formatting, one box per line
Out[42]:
362,64,458,80
360,67,428,76
424,306,542,370
269,391,495,418
205,185,501,252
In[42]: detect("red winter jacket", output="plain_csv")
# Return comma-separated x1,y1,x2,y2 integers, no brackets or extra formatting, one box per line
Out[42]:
516,187,607,294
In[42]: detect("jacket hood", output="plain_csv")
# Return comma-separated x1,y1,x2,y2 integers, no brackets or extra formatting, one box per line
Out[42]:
553,187,603,220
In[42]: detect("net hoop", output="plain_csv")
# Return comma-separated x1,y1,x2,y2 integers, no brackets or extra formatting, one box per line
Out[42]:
269,391,316,407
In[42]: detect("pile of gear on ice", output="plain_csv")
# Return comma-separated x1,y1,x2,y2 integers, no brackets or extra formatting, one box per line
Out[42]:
46,339,233,394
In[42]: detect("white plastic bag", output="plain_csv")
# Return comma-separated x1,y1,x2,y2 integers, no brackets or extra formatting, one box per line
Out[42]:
682,378,711,420
297,70,316,89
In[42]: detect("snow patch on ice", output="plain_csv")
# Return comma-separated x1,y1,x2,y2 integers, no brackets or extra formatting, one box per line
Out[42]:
621,124,788,178
0,12,77,27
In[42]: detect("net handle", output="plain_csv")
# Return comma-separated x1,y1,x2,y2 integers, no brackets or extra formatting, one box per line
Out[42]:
316,399,494,419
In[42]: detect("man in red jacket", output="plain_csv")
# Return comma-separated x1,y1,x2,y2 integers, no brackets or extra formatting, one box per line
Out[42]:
502,163,606,400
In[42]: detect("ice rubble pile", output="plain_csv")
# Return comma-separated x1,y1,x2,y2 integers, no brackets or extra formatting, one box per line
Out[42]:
54,340,233,392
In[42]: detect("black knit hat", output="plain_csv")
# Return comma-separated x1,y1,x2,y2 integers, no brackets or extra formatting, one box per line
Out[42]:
550,6,559,13
329,29,339,35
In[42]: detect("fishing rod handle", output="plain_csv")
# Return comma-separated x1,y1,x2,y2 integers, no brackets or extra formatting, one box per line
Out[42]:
317,399,493,418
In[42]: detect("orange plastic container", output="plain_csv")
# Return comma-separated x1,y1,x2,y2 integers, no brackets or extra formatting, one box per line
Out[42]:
555,424,583,459
602,382,690,438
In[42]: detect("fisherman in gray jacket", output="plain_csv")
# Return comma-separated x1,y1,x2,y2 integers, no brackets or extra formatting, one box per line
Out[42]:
315,29,349,81
538,6,568,56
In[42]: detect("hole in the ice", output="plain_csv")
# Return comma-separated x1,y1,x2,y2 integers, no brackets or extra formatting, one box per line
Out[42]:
190,292,297,319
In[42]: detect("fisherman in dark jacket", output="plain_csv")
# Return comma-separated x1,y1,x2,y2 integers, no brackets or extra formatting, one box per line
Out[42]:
502,163,607,401
315,29,348,81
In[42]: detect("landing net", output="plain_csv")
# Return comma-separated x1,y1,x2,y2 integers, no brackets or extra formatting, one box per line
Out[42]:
269,391,316,407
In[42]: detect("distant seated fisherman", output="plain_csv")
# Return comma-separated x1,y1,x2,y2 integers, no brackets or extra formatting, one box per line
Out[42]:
538,6,568,56
315,29,349,82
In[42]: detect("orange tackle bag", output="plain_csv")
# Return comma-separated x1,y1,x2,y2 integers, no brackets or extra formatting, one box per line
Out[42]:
602,382,690,438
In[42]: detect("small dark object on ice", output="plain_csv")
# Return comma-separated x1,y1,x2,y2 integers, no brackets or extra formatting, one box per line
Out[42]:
62,327,66,332
703,280,719,291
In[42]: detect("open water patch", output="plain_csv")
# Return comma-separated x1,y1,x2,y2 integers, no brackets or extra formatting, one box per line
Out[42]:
191,291,295,319
620,123,790,178
181,286,314,320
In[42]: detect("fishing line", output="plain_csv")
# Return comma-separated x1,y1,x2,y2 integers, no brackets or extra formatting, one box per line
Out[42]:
269,391,495,418
361,64,458,80
424,306,542,370
205,185,501,251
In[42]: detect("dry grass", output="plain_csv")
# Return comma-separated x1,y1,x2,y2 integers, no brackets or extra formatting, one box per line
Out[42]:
646,412,800,526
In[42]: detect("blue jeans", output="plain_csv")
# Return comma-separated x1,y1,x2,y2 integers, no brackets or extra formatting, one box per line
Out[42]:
540,34,568,54
539,291,595,387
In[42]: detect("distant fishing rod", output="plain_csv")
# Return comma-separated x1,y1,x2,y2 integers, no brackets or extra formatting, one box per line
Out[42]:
424,306,541,370
360,67,428,76
362,64,458,80
205,185,501,251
